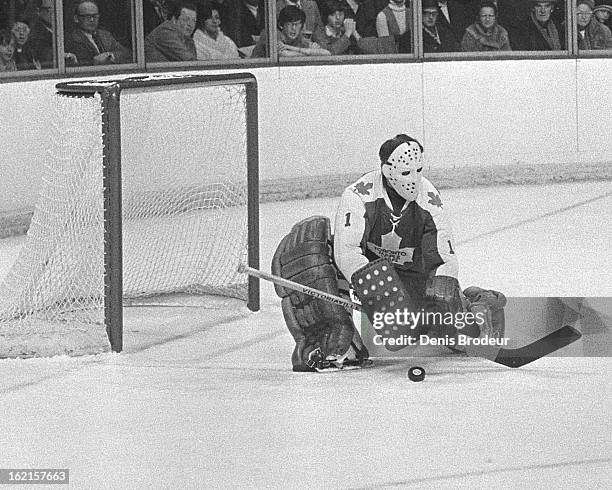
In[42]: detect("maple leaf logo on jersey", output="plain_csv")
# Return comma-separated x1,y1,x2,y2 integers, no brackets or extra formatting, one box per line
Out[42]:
428,192,443,208
353,182,373,196
367,229,415,266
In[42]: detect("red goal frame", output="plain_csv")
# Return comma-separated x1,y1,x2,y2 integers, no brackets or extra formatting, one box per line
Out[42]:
55,73,260,353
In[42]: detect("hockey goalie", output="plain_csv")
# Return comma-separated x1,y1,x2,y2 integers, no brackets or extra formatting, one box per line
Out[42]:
272,134,506,372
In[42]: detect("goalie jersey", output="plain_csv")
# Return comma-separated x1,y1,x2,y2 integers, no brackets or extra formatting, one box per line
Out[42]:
333,170,458,284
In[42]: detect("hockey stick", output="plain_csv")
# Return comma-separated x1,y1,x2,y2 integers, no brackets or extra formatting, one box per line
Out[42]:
240,265,363,312
240,265,582,368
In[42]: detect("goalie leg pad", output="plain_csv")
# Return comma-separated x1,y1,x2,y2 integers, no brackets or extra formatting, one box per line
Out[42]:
272,216,366,370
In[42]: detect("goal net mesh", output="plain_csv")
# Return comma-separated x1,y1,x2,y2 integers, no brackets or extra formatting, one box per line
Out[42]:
0,82,250,357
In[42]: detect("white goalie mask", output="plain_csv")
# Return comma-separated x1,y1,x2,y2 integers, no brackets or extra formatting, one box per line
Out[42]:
381,141,423,202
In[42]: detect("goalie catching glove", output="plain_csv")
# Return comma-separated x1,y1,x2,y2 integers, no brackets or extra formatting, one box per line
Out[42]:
463,286,506,340
272,216,369,372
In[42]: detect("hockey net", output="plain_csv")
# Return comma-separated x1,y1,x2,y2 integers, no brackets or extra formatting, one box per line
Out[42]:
0,74,258,358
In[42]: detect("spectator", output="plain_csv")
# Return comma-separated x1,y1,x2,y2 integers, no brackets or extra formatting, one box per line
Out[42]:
251,5,330,57
593,2,612,30
0,27,16,71
436,0,479,44
355,0,387,37
220,0,264,48
193,1,240,59
422,0,459,52
277,0,323,38
376,0,411,52
64,0,131,66
312,0,361,54
512,0,562,50
23,0,54,69
145,0,198,61
11,20,35,69
143,0,171,36
461,1,511,51
576,0,612,49
64,0,132,47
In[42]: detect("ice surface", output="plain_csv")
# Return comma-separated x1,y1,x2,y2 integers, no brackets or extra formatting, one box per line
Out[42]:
0,182,610,489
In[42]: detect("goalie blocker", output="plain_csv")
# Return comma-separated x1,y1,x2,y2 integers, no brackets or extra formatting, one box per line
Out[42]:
272,216,370,372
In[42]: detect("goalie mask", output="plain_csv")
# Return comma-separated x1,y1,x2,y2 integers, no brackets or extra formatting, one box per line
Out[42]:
380,137,424,202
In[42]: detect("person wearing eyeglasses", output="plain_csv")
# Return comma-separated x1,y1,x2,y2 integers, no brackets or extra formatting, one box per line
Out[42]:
575,0,612,49
64,0,131,66
461,0,511,51
422,0,459,52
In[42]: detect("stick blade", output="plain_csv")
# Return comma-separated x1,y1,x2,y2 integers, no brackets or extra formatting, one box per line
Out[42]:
494,325,582,368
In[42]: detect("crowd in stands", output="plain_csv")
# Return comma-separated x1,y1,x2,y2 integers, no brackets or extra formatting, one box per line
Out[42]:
1,0,612,73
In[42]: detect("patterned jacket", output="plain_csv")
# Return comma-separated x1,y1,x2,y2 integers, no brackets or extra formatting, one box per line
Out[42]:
578,18,612,50
461,22,511,51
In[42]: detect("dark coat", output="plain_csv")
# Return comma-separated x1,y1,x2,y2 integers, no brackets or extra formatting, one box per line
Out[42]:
64,27,132,66
220,0,264,48
354,0,387,38
511,16,563,51
423,23,460,53
435,0,480,43
23,18,54,69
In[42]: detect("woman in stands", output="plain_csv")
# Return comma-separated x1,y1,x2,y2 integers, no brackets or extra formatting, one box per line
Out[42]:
461,1,511,51
193,1,240,60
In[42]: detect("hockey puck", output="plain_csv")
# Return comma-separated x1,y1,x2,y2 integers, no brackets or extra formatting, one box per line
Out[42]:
408,366,425,382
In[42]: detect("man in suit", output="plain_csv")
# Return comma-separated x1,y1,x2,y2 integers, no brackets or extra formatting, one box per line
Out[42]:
145,0,198,61
64,0,131,66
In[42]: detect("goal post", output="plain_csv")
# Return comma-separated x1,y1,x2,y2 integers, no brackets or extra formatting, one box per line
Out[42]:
56,73,260,353
0,73,259,357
